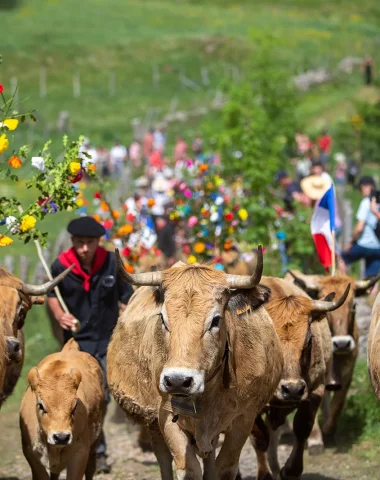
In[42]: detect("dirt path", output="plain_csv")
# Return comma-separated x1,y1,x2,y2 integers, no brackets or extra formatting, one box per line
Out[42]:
0,298,376,479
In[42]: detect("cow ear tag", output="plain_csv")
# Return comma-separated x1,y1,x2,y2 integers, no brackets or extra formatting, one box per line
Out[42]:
236,304,251,316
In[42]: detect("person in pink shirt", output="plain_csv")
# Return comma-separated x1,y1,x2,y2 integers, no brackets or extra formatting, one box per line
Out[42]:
142,128,154,163
173,136,188,163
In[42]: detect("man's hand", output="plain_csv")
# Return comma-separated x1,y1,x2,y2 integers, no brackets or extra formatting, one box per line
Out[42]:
344,242,353,252
57,313,76,330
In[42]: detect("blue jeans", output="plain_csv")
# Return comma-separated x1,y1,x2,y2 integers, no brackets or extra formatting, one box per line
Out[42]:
341,243,380,277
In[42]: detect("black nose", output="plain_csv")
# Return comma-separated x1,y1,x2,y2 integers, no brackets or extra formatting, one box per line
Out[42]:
53,433,71,445
163,374,194,394
6,338,21,361
333,339,351,351
281,382,306,400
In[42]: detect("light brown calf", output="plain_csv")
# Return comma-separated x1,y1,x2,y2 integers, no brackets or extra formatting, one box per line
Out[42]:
368,292,380,399
20,339,105,480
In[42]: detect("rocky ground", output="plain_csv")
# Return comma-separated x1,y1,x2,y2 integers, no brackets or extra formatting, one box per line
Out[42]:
0,298,376,480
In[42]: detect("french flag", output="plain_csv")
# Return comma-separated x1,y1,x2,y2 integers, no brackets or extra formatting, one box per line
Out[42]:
311,185,336,270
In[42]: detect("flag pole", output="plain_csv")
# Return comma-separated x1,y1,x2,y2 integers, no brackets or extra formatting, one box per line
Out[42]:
331,229,336,276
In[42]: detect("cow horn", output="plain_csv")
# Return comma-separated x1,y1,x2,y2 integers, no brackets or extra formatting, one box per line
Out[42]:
354,274,380,292
287,270,320,292
115,249,162,286
311,284,351,313
20,265,74,296
226,245,263,289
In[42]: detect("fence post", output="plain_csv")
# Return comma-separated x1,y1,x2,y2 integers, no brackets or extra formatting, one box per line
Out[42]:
4,255,15,274
73,72,81,98
40,67,47,98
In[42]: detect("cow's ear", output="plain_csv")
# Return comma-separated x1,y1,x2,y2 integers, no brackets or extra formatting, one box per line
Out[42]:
27,367,40,391
69,368,82,390
227,285,271,315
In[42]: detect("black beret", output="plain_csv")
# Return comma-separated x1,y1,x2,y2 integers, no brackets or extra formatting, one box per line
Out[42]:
67,216,106,237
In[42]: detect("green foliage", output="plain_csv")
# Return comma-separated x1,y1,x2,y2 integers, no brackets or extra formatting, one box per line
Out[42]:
206,38,298,246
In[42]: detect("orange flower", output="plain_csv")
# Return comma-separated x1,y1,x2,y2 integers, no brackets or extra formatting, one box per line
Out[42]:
224,240,233,251
100,201,109,212
199,164,208,172
112,210,120,220
93,214,101,223
118,224,133,236
8,156,22,168
147,198,155,207
124,262,135,273
88,164,96,172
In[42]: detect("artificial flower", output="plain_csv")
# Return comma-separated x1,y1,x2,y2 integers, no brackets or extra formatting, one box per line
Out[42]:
0,84,3,94
188,255,197,264
147,198,155,207
118,224,133,236
20,215,37,232
112,210,120,220
0,235,13,247
1,118,19,131
76,198,84,207
122,247,131,257
124,262,135,273
100,201,109,212
0,134,9,154
93,214,101,223
184,188,192,199
5,216,19,234
87,163,96,172
188,216,198,228
225,212,234,222
224,240,233,250
94,192,102,200
183,245,191,255
69,161,81,175
194,242,205,254
31,156,45,171
199,163,208,172
127,212,135,222
37,196,50,207
238,208,248,221
228,226,235,234
69,170,84,184
79,182,87,190
8,156,22,168
103,219,114,230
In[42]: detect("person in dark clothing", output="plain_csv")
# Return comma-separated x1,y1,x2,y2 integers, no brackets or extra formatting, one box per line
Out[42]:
274,170,309,213
155,216,176,266
47,216,133,474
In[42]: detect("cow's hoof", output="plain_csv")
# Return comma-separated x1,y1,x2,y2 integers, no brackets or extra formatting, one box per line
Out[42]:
257,473,274,480
236,470,242,480
280,468,300,480
308,443,324,456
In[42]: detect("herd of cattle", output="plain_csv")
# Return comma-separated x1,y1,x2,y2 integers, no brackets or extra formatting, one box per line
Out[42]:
1,248,380,480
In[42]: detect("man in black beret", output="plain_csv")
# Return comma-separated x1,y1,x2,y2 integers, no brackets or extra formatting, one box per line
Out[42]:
47,216,133,473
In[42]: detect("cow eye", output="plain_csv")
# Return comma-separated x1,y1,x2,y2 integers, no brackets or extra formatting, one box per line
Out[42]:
37,402,47,414
159,313,169,332
210,314,221,330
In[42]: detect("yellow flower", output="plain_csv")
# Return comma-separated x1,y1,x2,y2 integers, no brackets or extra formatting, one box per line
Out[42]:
76,198,84,207
0,235,13,247
69,161,81,175
188,255,197,264
228,226,235,235
1,118,19,131
118,224,133,236
0,134,9,154
238,208,248,221
20,215,37,232
194,242,205,254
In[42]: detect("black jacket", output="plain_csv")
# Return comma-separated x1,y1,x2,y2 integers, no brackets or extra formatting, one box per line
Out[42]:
48,251,133,356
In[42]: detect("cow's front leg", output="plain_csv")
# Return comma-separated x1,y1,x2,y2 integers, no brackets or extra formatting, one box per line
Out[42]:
66,446,89,480
307,411,324,456
203,447,216,480
149,421,174,480
250,415,273,480
280,389,322,480
159,411,202,480
215,414,253,480
322,375,352,438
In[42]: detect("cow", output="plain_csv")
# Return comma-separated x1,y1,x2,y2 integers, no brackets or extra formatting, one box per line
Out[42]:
0,267,72,406
107,247,284,480
368,292,380,399
249,277,349,480
221,247,257,276
287,270,379,437
20,338,105,480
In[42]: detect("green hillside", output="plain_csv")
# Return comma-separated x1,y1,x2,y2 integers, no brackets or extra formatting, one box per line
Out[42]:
1,0,380,147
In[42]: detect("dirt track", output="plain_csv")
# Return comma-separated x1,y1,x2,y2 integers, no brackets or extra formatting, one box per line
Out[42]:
0,298,377,479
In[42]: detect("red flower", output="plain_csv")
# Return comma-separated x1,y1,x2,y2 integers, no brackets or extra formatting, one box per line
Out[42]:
225,212,234,222
127,212,135,222
202,210,210,218
0,84,3,94
183,245,191,255
37,196,50,207
94,192,101,199
233,205,240,212
103,219,113,230
69,170,84,184
122,247,131,257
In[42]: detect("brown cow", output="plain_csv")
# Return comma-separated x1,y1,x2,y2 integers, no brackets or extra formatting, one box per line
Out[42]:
368,292,380,399
107,247,284,480
249,277,349,480
287,270,379,437
221,248,257,276
20,338,105,480
0,267,72,406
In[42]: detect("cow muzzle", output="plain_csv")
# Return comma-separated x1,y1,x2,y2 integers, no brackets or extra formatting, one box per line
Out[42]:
332,335,355,354
159,368,204,396
6,336,22,364
48,431,73,446
276,379,307,402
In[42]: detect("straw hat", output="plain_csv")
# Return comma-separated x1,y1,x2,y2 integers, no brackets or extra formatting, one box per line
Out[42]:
300,175,330,200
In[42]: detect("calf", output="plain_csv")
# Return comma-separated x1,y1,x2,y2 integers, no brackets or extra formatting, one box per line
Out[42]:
20,339,105,480
288,270,379,437
250,277,349,480
0,267,72,406
368,292,380,399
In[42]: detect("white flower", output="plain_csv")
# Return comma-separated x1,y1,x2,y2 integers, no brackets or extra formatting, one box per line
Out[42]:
210,212,219,222
6,216,19,234
215,196,224,206
31,156,45,171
